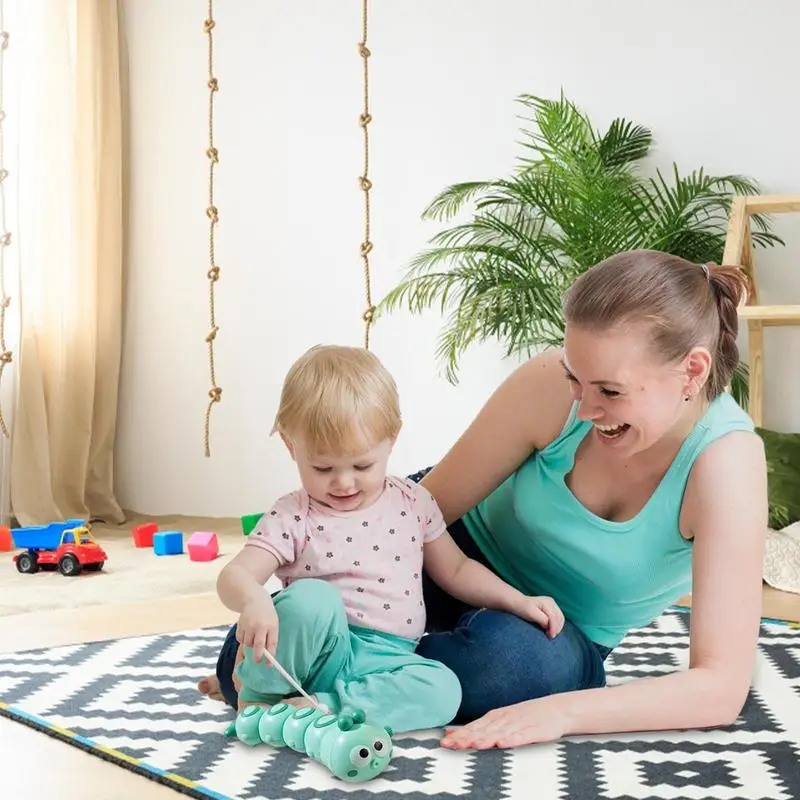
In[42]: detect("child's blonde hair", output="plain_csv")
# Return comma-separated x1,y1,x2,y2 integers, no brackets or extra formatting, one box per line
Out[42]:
272,345,402,455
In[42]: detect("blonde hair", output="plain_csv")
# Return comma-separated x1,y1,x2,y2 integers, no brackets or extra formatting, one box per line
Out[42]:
272,345,402,455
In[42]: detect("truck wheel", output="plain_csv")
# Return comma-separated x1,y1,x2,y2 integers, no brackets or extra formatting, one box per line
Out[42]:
85,562,104,572
16,552,39,574
58,554,81,577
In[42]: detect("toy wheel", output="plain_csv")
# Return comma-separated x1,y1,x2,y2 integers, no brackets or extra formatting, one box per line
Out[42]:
16,552,39,574
85,562,104,572
58,554,81,577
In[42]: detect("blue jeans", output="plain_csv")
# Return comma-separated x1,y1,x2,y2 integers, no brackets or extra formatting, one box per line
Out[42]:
417,516,610,723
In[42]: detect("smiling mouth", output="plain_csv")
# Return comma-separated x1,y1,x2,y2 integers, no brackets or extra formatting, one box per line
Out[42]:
594,422,630,439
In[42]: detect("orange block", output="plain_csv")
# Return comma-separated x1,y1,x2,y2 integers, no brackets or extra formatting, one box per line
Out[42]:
0,525,13,552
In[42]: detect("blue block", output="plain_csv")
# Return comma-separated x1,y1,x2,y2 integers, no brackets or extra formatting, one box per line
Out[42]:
153,530,184,556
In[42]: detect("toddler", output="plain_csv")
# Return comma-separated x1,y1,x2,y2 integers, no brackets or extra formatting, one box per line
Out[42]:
212,345,564,733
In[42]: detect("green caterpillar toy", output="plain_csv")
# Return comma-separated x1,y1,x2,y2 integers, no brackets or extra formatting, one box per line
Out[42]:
224,703,394,783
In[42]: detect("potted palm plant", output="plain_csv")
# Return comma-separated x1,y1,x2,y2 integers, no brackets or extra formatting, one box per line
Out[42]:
376,92,783,406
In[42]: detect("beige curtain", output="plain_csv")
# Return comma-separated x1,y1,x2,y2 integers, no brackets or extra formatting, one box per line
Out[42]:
10,0,125,526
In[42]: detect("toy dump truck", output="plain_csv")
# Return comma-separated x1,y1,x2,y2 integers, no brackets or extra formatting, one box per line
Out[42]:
11,520,107,576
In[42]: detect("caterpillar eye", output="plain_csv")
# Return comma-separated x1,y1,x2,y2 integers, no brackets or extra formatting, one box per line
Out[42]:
349,745,372,767
373,740,383,752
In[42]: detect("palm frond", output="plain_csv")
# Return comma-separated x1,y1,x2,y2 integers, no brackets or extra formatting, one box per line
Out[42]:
377,92,785,384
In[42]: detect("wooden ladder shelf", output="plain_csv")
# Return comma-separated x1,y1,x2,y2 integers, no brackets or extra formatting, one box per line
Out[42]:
723,194,800,427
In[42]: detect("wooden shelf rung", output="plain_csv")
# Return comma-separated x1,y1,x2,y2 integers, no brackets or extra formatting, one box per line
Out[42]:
738,304,800,325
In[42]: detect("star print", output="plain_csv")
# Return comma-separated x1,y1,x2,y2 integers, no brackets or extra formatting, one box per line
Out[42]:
270,510,277,516
305,565,311,571
326,552,334,558
357,587,365,593
395,556,400,562
362,521,369,527
400,511,406,517
256,532,263,536
417,516,421,523
389,528,396,534
305,535,311,542
317,525,324,531
411,536,416,542
294,515,301,522
373,545,380,551
378,577,386,583
414,573,419,579
282,532,290,540
346,537,353,543
357,612,364,618
404,590,410,596
353,560,360,566
407,618,412,624
383,603,391,610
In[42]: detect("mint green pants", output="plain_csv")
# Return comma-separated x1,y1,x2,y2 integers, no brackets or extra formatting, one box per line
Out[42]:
236,578,462,733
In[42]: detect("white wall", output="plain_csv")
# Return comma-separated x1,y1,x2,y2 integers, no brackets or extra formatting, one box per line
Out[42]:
116,0,800,517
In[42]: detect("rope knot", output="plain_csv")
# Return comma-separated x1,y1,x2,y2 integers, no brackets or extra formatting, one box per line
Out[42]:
362,306,376,324
0,295,10,309
206,147,219,163
0,32,9,50
208,387,222,402
206,206,219,223
203,18,216,33
359,176,372,192
358,43,371,58
205,325,220,343
0,351,12,364
360,240,373,257
207,266,220,281
0,169,8,183
359,113,372,127
208,77,219,92
0,232,11,246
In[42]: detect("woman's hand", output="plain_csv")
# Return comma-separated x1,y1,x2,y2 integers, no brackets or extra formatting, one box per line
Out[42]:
441,695,571,750
235,593,279,666
512,595,565,638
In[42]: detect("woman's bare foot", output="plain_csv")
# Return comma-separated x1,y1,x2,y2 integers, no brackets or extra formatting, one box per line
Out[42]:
197,675,224,703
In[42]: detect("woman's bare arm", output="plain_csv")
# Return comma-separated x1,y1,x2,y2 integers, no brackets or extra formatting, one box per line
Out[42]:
421,348,574,525
441,427,769,748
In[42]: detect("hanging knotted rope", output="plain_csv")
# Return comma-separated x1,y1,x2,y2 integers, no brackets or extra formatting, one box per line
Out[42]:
203,1,222,457
359,0,375,350
0,4,11,439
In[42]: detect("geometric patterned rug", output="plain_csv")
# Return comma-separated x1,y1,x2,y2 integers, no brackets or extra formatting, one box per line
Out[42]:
1,607,799,800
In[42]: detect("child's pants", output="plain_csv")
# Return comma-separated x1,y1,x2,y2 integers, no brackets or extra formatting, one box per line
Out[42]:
235,579,462,733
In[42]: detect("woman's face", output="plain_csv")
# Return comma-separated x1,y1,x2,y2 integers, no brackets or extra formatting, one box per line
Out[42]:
561,323,711,458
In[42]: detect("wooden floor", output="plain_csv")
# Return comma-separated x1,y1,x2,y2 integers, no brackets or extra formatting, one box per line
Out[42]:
2,586,799,799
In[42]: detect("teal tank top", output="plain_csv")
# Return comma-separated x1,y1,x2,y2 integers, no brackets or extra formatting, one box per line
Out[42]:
462,392,754,648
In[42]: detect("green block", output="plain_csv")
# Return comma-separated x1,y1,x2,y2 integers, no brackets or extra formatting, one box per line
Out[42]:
241,512,265,536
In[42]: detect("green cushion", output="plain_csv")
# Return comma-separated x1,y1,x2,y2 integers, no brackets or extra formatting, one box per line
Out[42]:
756,427,800,529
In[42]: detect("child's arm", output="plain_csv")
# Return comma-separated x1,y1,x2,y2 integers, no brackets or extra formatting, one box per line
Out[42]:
217,546,281,664
423,532,564,638
217,495,304,663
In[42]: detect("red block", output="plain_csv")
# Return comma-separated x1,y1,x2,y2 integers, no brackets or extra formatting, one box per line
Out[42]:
132,522,158,548
0,525,12,552
188,531,219,562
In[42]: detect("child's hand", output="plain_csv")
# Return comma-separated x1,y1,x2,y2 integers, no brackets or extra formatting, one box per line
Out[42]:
236,593,279,665
513,595,565,638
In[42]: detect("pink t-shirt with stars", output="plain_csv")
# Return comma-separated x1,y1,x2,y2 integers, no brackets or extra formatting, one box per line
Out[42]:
245,476,446,641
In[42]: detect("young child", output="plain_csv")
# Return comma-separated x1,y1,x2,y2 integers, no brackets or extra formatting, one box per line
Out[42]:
212,344,564,733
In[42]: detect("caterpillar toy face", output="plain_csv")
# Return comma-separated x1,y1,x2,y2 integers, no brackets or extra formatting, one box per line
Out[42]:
225,704,394,783
326,716,393,782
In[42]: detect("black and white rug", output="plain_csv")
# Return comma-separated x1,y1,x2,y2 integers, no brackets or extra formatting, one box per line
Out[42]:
1,608,799,799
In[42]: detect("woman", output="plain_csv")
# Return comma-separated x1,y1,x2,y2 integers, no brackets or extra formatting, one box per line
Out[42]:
200,249,768,752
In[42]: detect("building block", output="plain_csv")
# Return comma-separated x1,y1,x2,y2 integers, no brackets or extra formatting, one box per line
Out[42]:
133,522,158,548
188,531,219,562
153,530,183,556
240,512,264,536
0,525,12,552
